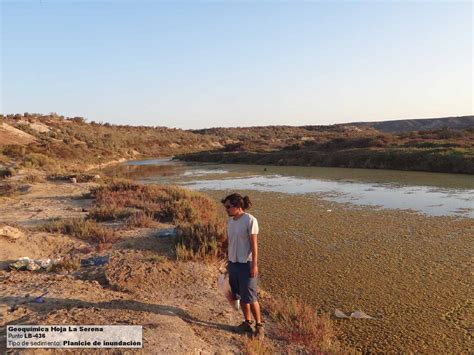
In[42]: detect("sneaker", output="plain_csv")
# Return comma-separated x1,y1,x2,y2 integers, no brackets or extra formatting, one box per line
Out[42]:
235,320,253,334
255,322,265,339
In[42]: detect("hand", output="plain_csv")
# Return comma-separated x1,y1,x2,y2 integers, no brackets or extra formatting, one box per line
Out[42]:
250,264,258,278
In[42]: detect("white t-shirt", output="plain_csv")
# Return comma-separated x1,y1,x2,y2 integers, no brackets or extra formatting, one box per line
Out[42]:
227,212,259,263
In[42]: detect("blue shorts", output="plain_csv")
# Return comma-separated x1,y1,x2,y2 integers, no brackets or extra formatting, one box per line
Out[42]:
228,261,258,304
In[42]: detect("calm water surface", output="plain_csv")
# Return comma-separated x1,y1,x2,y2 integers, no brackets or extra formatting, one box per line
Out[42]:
102,158,474,218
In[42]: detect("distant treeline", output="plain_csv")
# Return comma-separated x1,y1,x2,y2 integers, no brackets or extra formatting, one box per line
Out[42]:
178,148,474,174
179,127,474,174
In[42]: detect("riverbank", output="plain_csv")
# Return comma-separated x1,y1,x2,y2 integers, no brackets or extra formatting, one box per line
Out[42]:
0,176,342,353
177,146,474,174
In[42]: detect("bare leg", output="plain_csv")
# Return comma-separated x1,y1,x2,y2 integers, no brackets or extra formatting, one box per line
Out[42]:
249,301,262,324
241,302,252,321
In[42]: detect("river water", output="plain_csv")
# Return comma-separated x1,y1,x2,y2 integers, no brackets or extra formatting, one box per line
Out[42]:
102,158,474,218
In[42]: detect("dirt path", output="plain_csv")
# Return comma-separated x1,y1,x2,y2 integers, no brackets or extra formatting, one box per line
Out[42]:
0,180,270,354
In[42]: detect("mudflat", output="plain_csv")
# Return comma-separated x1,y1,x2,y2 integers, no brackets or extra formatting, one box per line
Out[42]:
205,190,473,353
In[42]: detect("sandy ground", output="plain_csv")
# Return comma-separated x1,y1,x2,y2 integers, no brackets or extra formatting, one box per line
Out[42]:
0,180,279,354
0,123,37,146
203,190,474,354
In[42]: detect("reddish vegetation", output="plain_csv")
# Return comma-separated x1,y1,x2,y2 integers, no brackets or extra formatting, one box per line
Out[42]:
266,295,340,353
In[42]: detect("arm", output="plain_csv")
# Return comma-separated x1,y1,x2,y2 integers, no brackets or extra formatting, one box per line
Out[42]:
250,233,258,278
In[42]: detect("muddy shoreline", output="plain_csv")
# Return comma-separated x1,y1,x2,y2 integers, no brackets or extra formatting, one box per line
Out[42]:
203,189,473,353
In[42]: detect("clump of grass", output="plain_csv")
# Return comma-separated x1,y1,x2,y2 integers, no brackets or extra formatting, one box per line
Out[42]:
243,337,274,355
175,243,195,261
2,144,26,159
23,174,45,183
90,179,139,195
265,295,340,353
88,206,133,221
38,218,116,244
22,153,58,170
126,211,156,227
175,221,226,261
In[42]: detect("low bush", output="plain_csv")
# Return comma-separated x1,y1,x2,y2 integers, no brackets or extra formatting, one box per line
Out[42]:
22,153,58,169
126,211,156,228
23,174,45,183
162,199,199,224
2,145,26,159
175,221,226,261
38,218,116,244
266,295,340,353
88,206,133,221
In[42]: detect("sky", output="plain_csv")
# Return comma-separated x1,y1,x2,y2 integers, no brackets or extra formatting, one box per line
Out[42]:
1,1,472,129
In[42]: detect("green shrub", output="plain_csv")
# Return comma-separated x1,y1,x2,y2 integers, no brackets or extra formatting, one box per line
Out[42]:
175,221,226,261
22,153,57,169
126,211,156,227
162,199,199,224
88,206,133,221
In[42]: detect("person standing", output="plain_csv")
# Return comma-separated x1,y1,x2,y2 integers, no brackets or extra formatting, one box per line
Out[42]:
221,193,264,338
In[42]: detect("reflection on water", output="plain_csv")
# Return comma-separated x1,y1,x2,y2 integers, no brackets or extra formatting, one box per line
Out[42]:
100,158,474,218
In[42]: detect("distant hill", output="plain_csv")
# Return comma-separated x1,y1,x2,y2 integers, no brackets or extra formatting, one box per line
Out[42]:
1,112,473,174
0,113,222,172
342,116,474,133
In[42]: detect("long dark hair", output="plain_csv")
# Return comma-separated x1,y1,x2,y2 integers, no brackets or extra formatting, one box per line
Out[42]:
221,193,252,210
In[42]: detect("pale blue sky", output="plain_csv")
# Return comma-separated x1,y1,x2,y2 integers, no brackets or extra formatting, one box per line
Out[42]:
1,1,472,129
